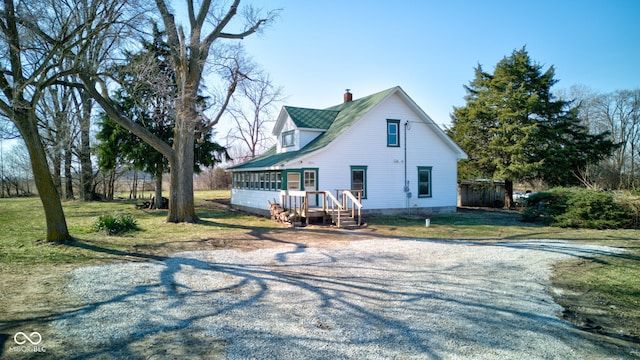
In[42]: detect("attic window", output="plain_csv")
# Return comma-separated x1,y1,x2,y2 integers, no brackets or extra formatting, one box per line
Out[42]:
282,130,295,147
387,119,400,147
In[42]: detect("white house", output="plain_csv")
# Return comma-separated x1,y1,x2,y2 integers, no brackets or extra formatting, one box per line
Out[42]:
227,86,467,223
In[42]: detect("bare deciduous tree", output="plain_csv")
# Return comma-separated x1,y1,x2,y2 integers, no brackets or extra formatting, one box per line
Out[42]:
81,0,278,223
0,0,70,240
0,0,148,240
227,66,284,160
38,84,78,200
592,90,640,190
561,86,640,190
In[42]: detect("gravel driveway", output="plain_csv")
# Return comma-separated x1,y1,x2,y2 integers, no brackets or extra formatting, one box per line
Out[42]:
50,238,631,359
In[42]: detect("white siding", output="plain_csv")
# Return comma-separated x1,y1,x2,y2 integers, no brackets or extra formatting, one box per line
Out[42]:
299,129,323,149
231,189,280,213
276,116,298,153
295,93,459,210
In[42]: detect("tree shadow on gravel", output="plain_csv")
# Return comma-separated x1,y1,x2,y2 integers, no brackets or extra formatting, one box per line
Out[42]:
9,239,637,359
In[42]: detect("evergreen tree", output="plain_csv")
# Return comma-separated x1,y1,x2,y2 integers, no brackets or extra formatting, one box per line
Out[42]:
448,47,616,208
96,28,229,206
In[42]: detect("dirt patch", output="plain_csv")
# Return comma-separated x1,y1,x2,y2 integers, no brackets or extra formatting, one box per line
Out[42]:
0,263,81,359
550,257,640,346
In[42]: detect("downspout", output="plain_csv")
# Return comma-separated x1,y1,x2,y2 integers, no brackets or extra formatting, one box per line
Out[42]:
404,121,410,209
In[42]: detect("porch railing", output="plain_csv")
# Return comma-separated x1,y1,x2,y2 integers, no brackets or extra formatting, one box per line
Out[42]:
279,189,363,227
341,190,363,226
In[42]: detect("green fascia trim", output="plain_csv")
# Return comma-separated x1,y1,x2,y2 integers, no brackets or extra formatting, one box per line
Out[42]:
228,86,399,171
227,145,296,170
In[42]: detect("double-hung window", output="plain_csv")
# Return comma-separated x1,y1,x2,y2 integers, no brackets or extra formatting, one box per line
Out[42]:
387,119,400,147
417,166,432,198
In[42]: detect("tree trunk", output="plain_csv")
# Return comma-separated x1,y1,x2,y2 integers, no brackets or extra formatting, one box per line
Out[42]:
130,169,138,199
51,144,62,196
79,90,94,201
504,179,514,209
108,168,116,200
14,110,70,241
167,115,197,222
153,163,163,209
64,147,74,200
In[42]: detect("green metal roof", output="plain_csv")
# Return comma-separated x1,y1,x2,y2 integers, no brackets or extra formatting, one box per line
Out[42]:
284,106,339,129
228,87,399,170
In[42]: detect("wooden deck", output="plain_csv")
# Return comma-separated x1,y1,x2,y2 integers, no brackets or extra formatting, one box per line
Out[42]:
279,190,363,228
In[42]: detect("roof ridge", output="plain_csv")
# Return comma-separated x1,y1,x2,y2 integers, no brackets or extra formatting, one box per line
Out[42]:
324,86,400,111
284,105,338,112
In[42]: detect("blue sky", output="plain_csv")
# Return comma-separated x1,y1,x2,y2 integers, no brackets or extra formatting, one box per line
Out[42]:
237,0,639,129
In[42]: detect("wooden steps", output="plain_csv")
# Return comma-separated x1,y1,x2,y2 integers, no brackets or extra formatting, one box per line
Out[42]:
330,209,360,229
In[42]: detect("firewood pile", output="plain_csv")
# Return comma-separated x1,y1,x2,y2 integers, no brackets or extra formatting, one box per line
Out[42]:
269,201,301,225
137,196,169,209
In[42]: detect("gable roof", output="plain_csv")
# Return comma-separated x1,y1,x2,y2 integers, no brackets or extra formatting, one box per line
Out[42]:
228,86,466,171
283,106,339,130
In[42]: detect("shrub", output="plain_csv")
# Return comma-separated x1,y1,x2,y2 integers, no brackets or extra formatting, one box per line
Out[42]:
615,192,640,228
522,188,637,229
521,189,571,225
92,214,139,235
554,190,629,229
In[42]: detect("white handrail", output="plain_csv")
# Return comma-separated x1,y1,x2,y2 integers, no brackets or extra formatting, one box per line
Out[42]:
343,190,363,209
324,191,344,227
342,190,363,226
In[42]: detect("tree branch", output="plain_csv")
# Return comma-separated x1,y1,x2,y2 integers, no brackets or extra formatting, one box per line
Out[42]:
79,74,175,161
155,0,183,67
204,0,240,45
218,19,267,39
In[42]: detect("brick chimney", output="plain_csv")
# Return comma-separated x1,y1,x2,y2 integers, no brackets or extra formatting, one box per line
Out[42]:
344,89,353,103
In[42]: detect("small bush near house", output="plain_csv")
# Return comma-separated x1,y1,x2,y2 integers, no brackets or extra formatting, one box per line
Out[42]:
92,213,139,235
522,188,637,229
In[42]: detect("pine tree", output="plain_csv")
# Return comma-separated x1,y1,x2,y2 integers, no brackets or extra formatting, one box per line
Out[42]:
448,47,616,208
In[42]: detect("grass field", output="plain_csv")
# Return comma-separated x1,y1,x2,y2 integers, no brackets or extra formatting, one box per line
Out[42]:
1,191,638,344
0,191,282,265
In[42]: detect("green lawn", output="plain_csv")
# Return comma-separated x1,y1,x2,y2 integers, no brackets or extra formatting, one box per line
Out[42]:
2,193,638,265
0,191,283,265
367,209,639,244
